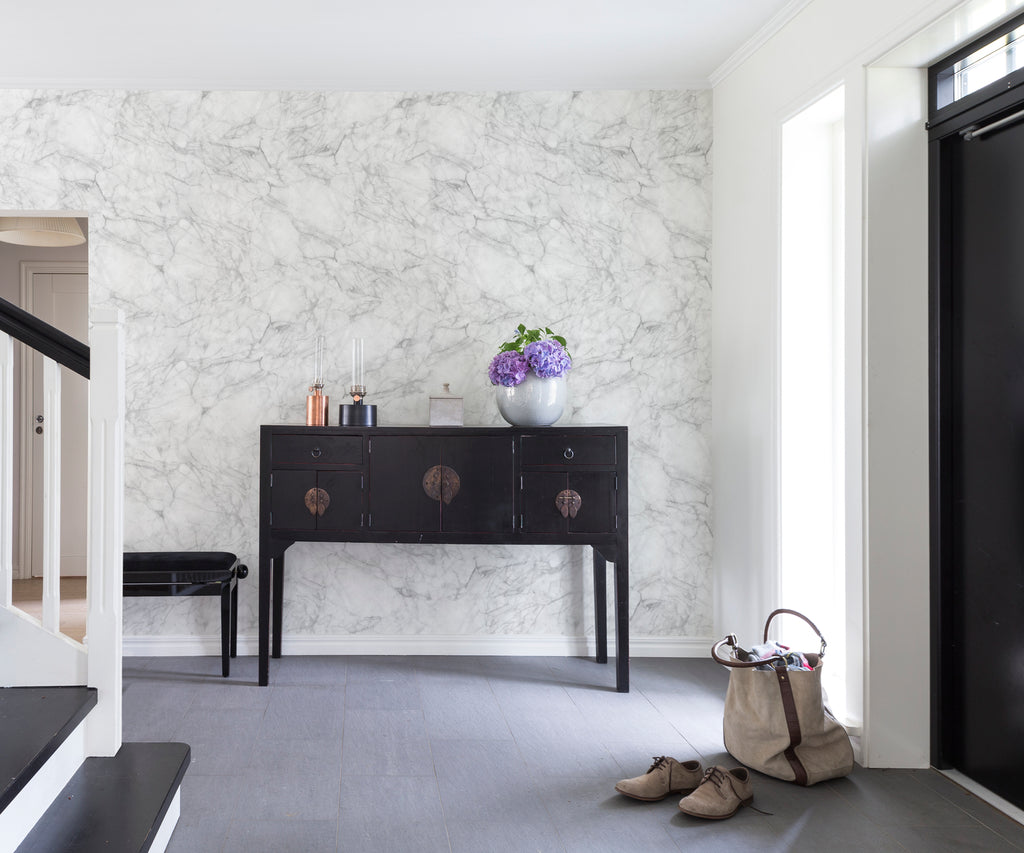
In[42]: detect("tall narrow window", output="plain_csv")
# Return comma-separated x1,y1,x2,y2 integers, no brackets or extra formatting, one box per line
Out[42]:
779,87,847,719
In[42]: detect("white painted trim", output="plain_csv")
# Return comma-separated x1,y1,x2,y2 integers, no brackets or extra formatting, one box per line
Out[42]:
40,358,60,633
0,334,12,608
0,718,85,853
123,634,717,659
85,308,124,758
938,770,1024,827
147,789,180,853
709,0,816,87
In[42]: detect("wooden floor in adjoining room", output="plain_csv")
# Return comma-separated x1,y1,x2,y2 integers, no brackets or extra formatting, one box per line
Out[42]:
11,577,87,642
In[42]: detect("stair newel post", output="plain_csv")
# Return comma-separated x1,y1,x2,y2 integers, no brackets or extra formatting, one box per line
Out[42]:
0,332,12,609
85,308,125,757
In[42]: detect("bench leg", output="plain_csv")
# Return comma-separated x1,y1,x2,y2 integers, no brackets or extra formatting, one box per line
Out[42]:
230,579,238,659
221,584,231,677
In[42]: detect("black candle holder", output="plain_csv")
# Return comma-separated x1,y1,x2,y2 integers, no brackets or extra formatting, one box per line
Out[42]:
340,385,377,426
340,401,377,426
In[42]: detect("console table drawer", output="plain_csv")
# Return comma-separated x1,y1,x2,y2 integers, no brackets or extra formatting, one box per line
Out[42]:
271,434,363,466
520,434,616,467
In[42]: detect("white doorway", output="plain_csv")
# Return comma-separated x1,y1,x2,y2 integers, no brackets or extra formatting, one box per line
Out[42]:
779,87,848,721
18,261,89,578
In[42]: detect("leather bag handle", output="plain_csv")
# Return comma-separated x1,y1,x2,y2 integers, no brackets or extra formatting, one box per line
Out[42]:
763,608,827,657
711,633,787,669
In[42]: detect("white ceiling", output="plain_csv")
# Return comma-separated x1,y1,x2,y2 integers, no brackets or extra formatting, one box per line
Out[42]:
0,0,798,91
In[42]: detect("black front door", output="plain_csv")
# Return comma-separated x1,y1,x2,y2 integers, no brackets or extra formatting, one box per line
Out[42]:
934,101,1024,808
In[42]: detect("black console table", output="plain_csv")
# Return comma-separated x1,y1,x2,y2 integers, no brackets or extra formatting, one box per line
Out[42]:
258,425,629,691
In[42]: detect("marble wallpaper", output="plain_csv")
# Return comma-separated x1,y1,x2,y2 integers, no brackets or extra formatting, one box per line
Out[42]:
0,88,712,648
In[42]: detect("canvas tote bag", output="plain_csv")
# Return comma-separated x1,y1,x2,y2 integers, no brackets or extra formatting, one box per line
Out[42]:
712,608,854,785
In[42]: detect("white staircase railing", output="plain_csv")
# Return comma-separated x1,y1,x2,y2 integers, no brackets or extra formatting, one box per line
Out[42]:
85,308,124,757
0,303,124,757
0,332,12,612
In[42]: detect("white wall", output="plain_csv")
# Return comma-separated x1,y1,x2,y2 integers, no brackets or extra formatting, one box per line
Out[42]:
0,90,713,654
712,0,1023,765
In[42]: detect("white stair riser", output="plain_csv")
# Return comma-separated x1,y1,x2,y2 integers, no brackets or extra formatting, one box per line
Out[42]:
0,721,85,853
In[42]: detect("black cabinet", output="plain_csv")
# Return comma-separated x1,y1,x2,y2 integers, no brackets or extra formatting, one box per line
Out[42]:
259,425,628,692
521,471,617,535
368,435,514,533
270,469,363,532
267,433,364,532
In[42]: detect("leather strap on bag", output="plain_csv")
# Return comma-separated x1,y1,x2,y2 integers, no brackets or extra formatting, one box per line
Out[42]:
773,662,809,786
763,608,827,658
711,634,787,668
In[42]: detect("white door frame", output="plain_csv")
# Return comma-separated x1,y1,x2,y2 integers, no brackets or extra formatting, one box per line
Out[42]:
17,260,88,580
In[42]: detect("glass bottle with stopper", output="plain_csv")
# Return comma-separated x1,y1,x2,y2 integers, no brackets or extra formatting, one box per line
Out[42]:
340,337,377,426
305,335,329,426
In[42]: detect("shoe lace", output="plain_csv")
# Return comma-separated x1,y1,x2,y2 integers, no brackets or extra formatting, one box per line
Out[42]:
700,766,729,794
645,756,670,774
698,766,774,815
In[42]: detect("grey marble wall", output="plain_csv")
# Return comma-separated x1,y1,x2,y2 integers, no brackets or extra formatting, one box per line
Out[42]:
0,89,712,646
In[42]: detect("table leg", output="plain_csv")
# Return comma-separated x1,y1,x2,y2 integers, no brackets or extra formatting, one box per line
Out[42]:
614,547,630,693
259,551,271,686
272,551,284,658
593,549,608,664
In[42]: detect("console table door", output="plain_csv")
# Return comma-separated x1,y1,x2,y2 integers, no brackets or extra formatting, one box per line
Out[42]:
520,471,616,535
369,435,442,531
441,436,514,533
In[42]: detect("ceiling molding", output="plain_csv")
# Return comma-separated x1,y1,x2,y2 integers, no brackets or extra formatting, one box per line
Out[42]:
709,0,815,88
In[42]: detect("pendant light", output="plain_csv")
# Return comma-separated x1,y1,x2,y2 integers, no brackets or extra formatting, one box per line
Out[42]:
0,217,85,247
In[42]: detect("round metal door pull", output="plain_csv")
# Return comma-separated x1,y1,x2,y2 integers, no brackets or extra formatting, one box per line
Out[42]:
555,489,582,519
423,465,460,504
305,487,330,517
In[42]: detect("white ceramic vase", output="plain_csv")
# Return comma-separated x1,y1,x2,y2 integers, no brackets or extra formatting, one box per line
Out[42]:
495,373,567,426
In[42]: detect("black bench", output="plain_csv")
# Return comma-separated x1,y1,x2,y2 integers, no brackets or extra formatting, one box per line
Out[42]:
123,551,248,677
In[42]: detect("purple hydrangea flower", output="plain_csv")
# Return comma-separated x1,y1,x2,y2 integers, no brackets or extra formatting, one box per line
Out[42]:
488,350,529,386
524,339,572,378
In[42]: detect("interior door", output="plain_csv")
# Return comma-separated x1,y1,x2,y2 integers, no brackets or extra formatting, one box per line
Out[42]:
26,269,89,577
941,109,1024,808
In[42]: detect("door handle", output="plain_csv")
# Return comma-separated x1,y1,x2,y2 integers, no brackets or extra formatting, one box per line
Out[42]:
304,487,330,517
555,489,582,519
423,465,460,504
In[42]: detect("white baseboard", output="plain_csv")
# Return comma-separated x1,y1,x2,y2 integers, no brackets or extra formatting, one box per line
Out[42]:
123,633,715,658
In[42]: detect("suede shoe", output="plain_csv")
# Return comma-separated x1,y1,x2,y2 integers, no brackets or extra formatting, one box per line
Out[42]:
677,765,754,819
615,756,704,801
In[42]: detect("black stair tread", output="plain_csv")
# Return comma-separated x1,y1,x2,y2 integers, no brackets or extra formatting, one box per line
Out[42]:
16,742,190,853
0,686,98,814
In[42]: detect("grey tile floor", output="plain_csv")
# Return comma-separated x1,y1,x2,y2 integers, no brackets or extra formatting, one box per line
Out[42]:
122,655,1024,853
